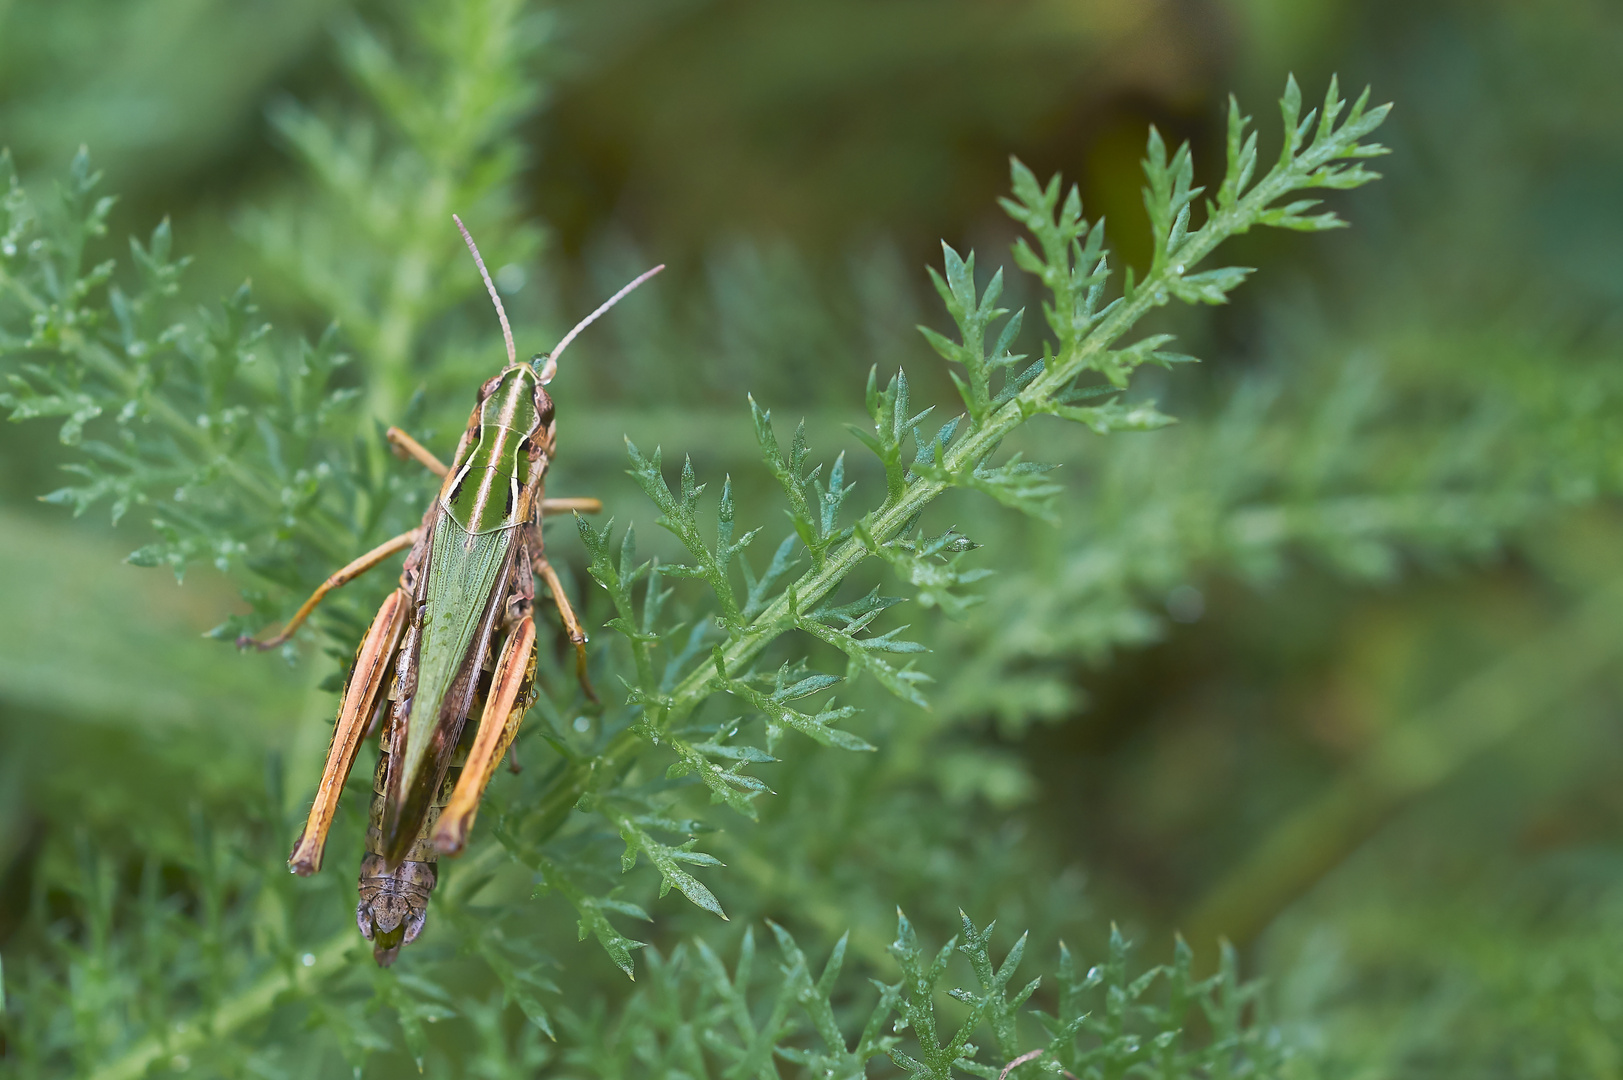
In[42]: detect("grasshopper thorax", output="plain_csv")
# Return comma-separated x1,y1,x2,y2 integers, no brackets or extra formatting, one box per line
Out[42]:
474,359,553,433
441,361,554,535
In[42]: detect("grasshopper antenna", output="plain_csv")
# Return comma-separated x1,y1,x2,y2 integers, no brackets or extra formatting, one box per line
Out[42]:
452,214,516,367
541,263,665,383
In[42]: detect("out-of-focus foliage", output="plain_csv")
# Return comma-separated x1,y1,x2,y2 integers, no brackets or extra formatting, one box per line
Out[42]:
3,0,1623,1077
2,0,1390,1058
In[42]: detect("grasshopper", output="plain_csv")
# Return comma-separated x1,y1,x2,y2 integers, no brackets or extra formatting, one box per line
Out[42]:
242,218,661,964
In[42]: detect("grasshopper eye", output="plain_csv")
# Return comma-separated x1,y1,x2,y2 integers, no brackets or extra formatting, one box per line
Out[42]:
533,353,557,385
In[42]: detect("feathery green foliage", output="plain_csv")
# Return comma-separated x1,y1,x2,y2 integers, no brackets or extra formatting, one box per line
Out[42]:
238,0,549,420
0,0,548,656
0,36,1392,1069
921,348,1623,738
0,146,367,585
555,912,1289,1080
7,3,1623,1078
549,77,1391,880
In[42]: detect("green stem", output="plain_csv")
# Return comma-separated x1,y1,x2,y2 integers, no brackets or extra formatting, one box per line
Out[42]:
1184,572,1623,947
89,844,503,1080
521,106,1374,840
90,932,352,1080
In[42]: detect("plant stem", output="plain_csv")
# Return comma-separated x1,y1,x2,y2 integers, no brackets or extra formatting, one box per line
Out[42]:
522,133,1316,839
1184,571,1623,947
89,843,504,1080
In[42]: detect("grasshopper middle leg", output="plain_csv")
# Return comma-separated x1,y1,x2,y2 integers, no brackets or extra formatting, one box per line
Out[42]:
238,530,420,651
534,554,597,702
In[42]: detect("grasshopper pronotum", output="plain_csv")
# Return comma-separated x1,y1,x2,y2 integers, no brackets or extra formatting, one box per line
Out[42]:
243,220,661,965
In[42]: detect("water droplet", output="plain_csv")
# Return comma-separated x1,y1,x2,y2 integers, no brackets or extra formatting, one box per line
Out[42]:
495,263,527,294
1166,585,1205,623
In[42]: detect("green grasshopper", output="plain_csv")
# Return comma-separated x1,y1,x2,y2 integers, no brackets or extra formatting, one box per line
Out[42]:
243,218,661,964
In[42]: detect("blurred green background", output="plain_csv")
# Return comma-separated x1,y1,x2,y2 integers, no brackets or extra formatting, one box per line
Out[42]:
4,0,1623,1075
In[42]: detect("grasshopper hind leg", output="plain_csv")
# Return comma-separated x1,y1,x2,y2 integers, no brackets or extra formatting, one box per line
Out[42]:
288,589,409,876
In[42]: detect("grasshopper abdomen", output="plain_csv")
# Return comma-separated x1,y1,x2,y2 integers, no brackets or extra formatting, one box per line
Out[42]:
357,710,463,965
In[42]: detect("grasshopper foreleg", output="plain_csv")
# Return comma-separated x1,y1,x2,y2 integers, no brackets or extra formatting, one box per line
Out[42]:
287,588,410,875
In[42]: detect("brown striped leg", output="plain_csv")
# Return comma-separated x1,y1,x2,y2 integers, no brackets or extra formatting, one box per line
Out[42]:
288,589,410,875
535,555,598,702
237,529,420,651
540,496,602,514
431,615,537,856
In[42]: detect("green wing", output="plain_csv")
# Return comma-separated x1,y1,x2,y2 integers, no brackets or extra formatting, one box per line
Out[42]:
393,519,512,841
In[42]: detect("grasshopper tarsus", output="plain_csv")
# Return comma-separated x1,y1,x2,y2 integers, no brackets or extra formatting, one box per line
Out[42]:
574,642,599,704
